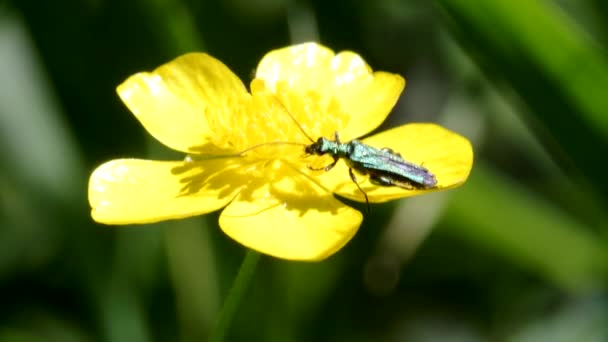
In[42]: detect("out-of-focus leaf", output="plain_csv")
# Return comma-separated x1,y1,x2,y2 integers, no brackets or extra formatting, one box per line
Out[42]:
509,295,608,342
436,0,608,202
442,163,608,290
165,218,220,341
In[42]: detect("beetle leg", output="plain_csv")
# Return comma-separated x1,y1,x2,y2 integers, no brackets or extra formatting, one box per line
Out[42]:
324,156,339,171
369,174,394,186
307,156,339,171
349,168,370,213
381,147,402,158
370,174,416,189
334,132,342,144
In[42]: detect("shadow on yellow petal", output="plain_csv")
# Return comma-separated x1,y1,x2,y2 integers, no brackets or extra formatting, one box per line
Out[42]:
117,53,248,154
218,161,362,261
89,158,246,224
256,43,405,141
314,123,474,203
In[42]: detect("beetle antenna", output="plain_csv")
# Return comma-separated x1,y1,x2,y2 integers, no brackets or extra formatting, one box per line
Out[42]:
235,141,307,156
274,97,315,143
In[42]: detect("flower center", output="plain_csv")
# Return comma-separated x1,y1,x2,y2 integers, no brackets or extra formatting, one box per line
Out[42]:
205,79,349,163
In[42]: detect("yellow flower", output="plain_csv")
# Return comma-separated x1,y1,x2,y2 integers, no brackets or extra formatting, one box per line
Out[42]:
88,43,473,261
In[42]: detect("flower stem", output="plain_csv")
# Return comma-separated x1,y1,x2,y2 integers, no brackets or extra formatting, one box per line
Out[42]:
209,249,261,342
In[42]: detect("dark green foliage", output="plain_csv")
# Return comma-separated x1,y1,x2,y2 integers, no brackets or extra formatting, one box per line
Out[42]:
1,0,607,341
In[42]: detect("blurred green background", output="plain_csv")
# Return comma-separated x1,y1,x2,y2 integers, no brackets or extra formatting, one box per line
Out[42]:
2,0,608,341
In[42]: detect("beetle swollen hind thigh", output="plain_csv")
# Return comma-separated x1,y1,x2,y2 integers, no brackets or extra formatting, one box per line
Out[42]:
369,173,416,189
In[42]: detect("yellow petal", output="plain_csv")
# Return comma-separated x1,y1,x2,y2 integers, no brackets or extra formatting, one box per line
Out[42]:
218,161,362,261
89,158,246,224
313,123,474,202
255,42,405,140
117,53,248,153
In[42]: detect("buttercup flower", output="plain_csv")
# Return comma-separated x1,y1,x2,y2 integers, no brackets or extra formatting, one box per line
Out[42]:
88,43,473,261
